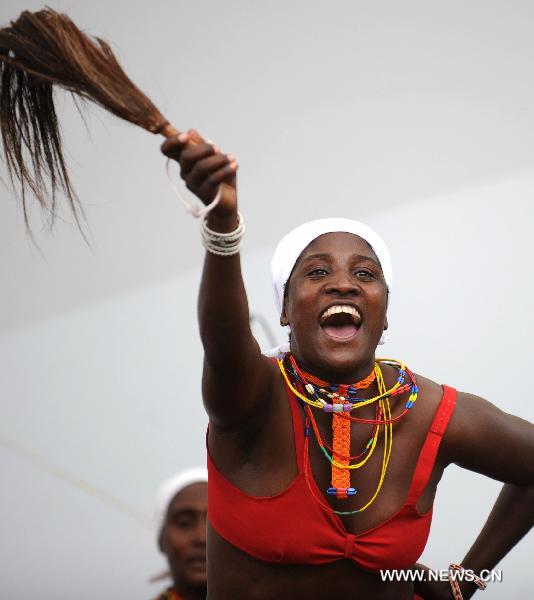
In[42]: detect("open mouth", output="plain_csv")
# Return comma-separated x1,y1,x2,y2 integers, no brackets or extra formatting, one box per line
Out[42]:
319,304,362,341
186,555,206,570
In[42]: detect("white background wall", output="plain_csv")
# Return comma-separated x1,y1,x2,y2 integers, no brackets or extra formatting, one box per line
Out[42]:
1,1,533,598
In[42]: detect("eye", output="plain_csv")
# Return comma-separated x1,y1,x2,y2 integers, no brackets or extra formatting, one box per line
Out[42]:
171,512,195,530
355,269,375,280
307,268,329,277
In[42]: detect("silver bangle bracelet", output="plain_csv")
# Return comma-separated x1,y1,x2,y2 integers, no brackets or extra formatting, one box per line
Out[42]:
201,212,245,256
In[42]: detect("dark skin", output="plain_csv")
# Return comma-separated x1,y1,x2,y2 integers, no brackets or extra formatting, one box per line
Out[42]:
158,482,208,600
161,130,534,599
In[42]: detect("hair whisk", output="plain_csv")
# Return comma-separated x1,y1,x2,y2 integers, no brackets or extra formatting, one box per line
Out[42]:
0,7,179,231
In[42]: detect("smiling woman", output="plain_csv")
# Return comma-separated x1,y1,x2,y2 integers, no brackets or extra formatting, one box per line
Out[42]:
160,130,534,600
276,228,390,380
154,469,208,600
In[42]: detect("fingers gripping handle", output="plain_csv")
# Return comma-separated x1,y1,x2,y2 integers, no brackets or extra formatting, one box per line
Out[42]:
159,122,226,218
165,158,222,218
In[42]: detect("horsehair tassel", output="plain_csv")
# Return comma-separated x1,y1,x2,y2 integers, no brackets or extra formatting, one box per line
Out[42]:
0,8,182,230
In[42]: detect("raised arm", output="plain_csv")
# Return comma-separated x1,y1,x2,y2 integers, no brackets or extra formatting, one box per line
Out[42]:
414,393,534,599
161,130,277,428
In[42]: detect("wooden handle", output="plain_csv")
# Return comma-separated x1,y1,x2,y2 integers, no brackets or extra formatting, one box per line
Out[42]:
159,122,201,148
160,122,180,138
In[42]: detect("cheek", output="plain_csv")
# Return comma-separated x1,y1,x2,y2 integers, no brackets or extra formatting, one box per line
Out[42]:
369,298,388,327
287,307,316,342
286,285,315,324
164,528,191,556
368,284,388,307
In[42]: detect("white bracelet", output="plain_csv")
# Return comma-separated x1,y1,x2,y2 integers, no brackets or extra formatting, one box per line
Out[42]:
165,157,221,218
201,212,245,256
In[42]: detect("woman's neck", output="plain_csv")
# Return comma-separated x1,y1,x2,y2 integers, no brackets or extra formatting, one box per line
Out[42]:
170,581,207,600
290,353,377,388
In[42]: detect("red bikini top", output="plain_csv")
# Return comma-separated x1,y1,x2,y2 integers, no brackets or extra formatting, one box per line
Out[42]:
207,380,456,572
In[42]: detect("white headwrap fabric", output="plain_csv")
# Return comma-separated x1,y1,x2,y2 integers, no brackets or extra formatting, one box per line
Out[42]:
267,218,393,358
154,467,208,540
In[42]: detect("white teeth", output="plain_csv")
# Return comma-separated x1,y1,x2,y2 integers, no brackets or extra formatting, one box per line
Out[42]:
320,304,361,322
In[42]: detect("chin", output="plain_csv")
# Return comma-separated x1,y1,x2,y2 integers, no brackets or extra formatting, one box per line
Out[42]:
172,563,207,590
296,338,375,378
184,572,208,588
324,331,376,360
323,350,372,375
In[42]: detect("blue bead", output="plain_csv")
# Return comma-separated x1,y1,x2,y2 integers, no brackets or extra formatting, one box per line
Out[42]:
327,487,338,495
347,487,357,495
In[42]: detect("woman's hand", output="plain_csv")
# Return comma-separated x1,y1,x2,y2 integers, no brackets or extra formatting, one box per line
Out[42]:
160,128,238,218
412,564,455,600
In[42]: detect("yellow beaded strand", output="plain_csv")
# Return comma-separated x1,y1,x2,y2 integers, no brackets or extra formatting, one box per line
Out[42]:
354,365,393,512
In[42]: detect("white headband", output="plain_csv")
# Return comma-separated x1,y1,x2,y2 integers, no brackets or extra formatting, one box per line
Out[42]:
154,467,208,540
267,218,392,357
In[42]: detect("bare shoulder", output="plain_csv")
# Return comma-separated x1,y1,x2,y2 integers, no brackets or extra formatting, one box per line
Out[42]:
438,388,534,484
405,376,534,484
207,354,288,455
386,369,448,444
412,372,444,399
444,390,529,449
410,372,448,421
204,352,282,430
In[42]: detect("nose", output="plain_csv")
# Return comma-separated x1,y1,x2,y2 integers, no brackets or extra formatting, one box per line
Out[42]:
324,271,359,296
193,517,207,546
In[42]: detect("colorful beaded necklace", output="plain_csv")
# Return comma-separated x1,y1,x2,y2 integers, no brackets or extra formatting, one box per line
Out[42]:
277,354,418,515
287,354,379,497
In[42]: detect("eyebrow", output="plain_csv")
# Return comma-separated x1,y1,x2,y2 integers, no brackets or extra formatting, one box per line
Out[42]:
168,507,202,521
300,253,381,266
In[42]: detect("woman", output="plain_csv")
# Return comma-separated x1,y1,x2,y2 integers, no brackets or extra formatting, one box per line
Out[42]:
161,130,534,599
153,468,208,600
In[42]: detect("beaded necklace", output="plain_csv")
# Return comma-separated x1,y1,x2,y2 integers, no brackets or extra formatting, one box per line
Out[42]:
286,354,379,497
279,355,417,413
277,355,418,515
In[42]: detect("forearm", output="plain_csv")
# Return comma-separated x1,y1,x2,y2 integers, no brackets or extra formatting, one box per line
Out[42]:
457,482,534,598
198,210,260,372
